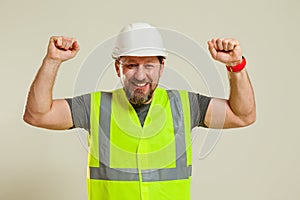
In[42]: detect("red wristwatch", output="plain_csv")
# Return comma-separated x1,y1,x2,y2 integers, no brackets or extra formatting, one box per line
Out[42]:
226,56,246,72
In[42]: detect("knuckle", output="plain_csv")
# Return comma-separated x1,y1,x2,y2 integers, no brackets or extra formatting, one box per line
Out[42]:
50,36,58,43
50,36,57,39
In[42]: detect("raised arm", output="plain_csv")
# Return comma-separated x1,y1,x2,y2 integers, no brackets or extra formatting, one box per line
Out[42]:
23,36,80,130
204,38,256,129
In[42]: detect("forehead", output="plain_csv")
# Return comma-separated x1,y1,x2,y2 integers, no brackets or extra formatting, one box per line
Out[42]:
120,56,159,63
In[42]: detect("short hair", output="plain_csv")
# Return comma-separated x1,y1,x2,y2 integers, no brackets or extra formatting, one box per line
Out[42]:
157,56,165,64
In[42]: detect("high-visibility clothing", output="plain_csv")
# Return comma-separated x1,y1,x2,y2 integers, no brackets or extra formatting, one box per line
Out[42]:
87,88,192,200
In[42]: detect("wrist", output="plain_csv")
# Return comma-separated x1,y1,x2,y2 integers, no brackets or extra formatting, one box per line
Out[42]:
226,56,246,72
43,57,63,66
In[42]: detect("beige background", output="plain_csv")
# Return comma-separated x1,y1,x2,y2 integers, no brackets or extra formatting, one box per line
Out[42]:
1,0,299,199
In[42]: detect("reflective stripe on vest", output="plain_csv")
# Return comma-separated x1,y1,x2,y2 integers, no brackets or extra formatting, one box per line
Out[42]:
88,88,192,182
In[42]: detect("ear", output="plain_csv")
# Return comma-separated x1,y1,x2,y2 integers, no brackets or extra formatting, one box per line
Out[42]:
159,59,165,77
114,61,121,77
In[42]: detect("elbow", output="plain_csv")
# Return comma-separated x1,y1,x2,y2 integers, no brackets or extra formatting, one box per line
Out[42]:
239,109,256,127
23,111,35,126
243,115,256,127
23,111,42,127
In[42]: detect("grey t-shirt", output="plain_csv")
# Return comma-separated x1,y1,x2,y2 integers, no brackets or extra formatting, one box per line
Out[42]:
65,90,211,131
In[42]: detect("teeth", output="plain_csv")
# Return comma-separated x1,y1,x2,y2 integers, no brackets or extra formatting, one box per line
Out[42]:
135,83,147,87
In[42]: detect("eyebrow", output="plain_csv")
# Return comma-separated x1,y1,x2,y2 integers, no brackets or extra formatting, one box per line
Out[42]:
123,58,158,63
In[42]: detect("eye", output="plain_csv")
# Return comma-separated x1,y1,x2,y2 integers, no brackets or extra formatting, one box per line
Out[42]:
125,64,138,69
144,63,156,68
122,63,139,69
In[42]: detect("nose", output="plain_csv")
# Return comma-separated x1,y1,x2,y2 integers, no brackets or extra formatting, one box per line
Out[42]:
134,66,147,81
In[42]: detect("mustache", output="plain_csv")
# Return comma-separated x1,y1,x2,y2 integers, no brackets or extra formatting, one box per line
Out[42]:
130,78,155,84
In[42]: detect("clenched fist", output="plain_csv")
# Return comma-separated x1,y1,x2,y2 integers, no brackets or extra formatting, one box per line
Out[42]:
208,38,243,66
45,36,80,63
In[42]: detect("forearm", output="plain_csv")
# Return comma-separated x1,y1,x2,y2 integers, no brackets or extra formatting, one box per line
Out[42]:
23,36,79,128
25,58,61,116
206,38,256,128
228,68,256,123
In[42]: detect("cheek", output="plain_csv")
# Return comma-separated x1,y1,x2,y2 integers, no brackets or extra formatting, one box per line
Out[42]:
148,70,161,81
120,72,132,84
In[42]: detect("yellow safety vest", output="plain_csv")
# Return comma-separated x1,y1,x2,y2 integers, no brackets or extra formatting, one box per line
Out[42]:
87,88,192,200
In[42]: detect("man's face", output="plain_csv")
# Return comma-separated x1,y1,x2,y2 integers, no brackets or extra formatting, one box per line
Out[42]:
115,56,164,105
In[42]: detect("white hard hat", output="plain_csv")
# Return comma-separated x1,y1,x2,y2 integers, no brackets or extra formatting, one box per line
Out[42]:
112,23,167,59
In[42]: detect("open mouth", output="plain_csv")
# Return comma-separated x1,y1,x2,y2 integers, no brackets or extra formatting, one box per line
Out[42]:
132,82,149,88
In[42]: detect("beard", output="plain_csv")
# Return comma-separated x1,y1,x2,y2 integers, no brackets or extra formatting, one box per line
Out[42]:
124,82,158,106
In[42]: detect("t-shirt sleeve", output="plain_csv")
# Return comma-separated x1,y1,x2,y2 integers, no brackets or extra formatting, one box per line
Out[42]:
188,92,212,128
65,93,91,131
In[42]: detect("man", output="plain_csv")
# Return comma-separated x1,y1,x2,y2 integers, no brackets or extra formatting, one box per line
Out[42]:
23,23,256,200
